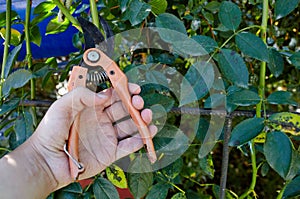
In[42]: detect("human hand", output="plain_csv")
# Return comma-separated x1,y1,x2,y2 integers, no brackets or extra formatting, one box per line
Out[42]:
30,84,157,191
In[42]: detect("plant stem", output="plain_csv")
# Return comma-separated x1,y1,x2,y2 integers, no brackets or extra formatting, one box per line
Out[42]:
52,0,82,31
89,0,99,29
25,0,37,124
240,0,269,198
0,0,12,101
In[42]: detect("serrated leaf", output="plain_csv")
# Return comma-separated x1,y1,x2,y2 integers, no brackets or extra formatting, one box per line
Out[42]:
227,89,261,106
146,183,169,199
155,13,187,43
229,118,265,146
149,0,167,14
106,164,127,189
275,0,300,20
289,51,300,69
2,69,33,96
128,157,153,198
4,44,22,78
192,35,218,53
218,1,241,30
93,177,120,199
217,49,249,88
122,0,151,26
264,131,293,179
180,61,214,106
283,175,300,198
235,32,269,62
267,91,297,106
268,48,284,77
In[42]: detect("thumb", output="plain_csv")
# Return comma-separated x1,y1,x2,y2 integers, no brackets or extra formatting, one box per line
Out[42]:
53,87,109,119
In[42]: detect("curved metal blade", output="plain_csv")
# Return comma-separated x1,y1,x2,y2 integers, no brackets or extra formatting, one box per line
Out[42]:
77,16,114,57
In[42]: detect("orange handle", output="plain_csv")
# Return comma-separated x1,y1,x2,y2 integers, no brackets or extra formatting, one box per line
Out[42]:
67,66,88,180
83,48,157,163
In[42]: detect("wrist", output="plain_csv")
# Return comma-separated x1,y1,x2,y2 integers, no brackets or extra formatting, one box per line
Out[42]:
0,137,58,198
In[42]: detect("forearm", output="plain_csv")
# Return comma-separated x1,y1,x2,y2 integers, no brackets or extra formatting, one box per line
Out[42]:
0,137,58,199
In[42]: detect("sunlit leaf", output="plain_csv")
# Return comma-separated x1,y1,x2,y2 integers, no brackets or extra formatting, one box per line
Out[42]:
106,164,127,189
149,0,167,14
46,16,70,34
0,28,21,46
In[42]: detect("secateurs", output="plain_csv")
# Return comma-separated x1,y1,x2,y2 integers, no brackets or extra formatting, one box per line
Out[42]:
64,16,157,180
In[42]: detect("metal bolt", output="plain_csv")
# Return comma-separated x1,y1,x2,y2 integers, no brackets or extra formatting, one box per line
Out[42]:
87,51,100,62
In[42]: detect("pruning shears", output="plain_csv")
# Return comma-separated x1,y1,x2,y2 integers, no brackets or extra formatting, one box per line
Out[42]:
64,16,157,180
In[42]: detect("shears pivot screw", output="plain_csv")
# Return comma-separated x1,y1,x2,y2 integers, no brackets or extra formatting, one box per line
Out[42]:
87,50,100,62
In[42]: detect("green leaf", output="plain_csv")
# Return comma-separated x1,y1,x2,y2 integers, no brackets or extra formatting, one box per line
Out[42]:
192,35,218,53
128,157,153,198
218,1,241,30
2,69,33,96
62,182,82,193
229,118,265,146
289,51,300,69
0,11,19,27
235,32,269,62
4,44,22,78
161,158,183,179
119,0,130,13
268,112,300,135
29,25,42,46
199,154,215,179
13,111,34,147
155,13,187,43
283,175,300,198
143,93,174,112
217,49,249,88
204,1,221,13
204,93,226,109
33,1,56,14
275,0,300,20
93,177,120,199
122,0,151,26
173,37,208,57
199,122,223,158
0,98,20,116
227,89,261,106
268,48,284,77
106,164,128,189
180,61,215,106
264,131,293,179
144,69,169,88
46,17,70,35
153,125,189,165
171,193,187,199
149,0,167,14
146,183,169,199
0,28,21,46
267,91,298,106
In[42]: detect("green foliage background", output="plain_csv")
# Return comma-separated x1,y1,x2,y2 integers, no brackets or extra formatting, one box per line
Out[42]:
1,0,300,198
